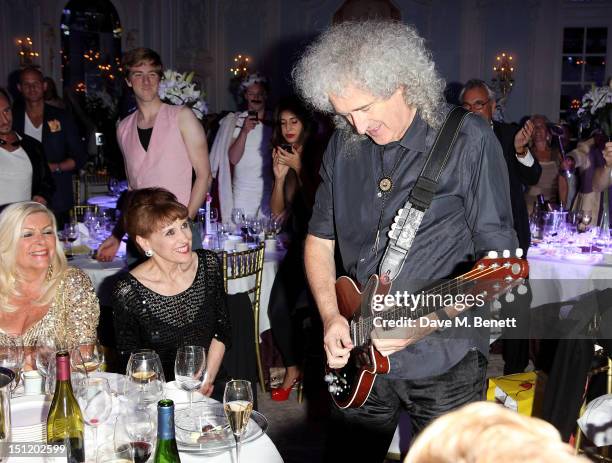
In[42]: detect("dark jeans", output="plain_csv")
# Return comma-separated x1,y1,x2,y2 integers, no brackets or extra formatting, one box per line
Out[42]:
325,349,487,462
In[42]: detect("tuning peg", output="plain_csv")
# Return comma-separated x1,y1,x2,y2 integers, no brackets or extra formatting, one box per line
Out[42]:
492,299,502,310
502,250,510,258
517,284,528,295
515,248,524,258
505,292,515,303
487,250,498,259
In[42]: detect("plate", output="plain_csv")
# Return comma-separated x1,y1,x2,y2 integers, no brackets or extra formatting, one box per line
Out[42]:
175,403,267,454
11,396,49,427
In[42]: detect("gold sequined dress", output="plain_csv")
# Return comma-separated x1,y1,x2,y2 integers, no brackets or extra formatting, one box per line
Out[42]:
0,267,100,347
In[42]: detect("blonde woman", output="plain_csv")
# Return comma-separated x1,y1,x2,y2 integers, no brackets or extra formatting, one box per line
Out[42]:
405,402,588,463
0,202,99,360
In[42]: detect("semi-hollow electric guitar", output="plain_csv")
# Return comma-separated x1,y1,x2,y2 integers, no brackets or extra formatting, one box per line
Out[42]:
323,250,529,409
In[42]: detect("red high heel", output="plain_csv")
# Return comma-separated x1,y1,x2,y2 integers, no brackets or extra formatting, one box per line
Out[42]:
271,376,302,402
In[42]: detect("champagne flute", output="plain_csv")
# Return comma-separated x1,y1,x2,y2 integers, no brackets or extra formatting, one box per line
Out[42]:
223,380,254,463
76,377,113,462
35,337,57,394
114,410,155,463
125,350,165,407
174,346,206,413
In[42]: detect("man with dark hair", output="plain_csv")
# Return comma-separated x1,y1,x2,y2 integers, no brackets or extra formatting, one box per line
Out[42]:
0,88,54,210
97,47,211,262
460,79,541,375
12,67,85,226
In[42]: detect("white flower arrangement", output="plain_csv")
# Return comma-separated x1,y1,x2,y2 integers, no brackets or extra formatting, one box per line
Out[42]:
158,69,209,120
578,81,612,137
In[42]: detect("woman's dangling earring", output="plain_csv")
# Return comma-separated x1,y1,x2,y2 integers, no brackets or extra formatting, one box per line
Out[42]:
145,249,154,257
46,264,54,282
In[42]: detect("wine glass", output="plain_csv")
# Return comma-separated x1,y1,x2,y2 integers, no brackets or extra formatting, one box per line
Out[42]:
174,346,206,413
231,208,245,234
63,222,79,257
125,350,166,408
246,216,263,244
70,343,102,376
223,380,254,463
114,409,155,463
76,377,113,462
35,337,57,394
0,336,24,392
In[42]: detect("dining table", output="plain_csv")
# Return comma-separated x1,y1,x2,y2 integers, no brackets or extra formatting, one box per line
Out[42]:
7,372,283,463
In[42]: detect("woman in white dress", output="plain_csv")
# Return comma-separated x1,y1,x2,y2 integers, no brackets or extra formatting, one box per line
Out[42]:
228,74,273,217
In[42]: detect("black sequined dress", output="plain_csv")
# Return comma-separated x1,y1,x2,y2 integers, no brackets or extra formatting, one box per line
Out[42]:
112,249,231,381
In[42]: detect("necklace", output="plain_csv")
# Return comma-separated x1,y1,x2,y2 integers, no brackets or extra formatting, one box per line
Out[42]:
377,145,403,196
372,145,406,255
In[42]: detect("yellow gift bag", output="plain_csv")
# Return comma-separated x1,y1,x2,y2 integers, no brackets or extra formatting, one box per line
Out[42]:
486,372,547,417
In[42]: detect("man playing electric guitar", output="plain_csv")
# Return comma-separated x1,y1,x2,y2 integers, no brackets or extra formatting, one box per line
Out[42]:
294,21,519,461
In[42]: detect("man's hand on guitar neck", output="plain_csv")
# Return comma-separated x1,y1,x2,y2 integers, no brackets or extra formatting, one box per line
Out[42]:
323,314,354,369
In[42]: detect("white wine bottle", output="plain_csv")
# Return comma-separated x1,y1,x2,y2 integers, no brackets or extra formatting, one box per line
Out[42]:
46,351,85,463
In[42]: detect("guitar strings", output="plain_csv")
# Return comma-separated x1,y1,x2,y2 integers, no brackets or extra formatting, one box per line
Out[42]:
354,263,519,344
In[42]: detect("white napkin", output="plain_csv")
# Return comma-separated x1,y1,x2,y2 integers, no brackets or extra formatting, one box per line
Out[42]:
577,394,612,446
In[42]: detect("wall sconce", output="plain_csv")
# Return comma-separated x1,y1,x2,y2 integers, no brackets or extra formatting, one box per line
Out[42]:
491,52,515,99
16,37,40,67
229,54,250,78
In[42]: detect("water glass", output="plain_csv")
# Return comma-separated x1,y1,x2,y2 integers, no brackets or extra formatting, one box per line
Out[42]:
174,346,206,413
231,208,245,234
77,377,113,462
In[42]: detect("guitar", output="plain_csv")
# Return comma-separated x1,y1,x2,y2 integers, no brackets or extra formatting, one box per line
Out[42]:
323,250,529,409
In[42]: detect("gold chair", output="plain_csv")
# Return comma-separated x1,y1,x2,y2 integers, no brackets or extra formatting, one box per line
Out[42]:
574,352,612,461
70,204,98,222
221,243,266,392
83,173,110,200
72,174,81,206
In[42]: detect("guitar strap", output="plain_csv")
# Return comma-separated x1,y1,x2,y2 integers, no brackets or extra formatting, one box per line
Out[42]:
379,106,470,281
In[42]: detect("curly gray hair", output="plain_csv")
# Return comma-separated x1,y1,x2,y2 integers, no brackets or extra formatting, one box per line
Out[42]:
292,20,446,129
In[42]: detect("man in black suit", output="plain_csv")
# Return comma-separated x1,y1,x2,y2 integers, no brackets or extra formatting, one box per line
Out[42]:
12,67,86,227
461,79,541,374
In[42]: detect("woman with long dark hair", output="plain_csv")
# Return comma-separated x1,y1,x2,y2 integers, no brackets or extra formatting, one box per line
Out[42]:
268,97,323,400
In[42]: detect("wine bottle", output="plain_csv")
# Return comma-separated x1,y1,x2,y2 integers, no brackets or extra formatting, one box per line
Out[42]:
153,399,181,463
46,351,85,463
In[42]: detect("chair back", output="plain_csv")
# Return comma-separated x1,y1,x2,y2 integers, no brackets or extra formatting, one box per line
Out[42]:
221,243,267,391
72,174,82,205
84,173,110,200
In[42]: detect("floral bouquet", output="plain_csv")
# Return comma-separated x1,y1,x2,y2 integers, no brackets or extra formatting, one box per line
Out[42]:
158,69,209,120
578,81,612,137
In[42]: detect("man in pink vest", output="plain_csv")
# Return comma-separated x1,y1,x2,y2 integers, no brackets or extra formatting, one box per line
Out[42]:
97,47,211,262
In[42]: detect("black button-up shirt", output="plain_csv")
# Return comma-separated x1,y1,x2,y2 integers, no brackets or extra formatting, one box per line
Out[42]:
309,107,518,379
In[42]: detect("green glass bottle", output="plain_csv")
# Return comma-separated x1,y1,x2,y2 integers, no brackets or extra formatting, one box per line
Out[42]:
153,399,181,463
46,351,85,463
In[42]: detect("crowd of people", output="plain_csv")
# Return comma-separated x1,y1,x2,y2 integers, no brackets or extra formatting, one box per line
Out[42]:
1,17,611,463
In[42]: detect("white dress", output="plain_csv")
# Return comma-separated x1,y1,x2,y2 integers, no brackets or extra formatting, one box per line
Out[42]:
231,111,273,217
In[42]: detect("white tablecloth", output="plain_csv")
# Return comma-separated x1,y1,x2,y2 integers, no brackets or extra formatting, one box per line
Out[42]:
7,373,283,463
87,195,118,209
528,251,612,307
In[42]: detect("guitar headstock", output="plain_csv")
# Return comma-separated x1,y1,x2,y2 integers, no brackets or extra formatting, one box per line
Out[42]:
468,249,529,303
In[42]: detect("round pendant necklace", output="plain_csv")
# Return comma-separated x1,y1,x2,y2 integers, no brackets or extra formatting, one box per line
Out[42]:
377,145,403,197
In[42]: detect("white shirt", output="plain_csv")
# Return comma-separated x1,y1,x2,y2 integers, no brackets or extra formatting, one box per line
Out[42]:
0,145,32,205
24,113,43,142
